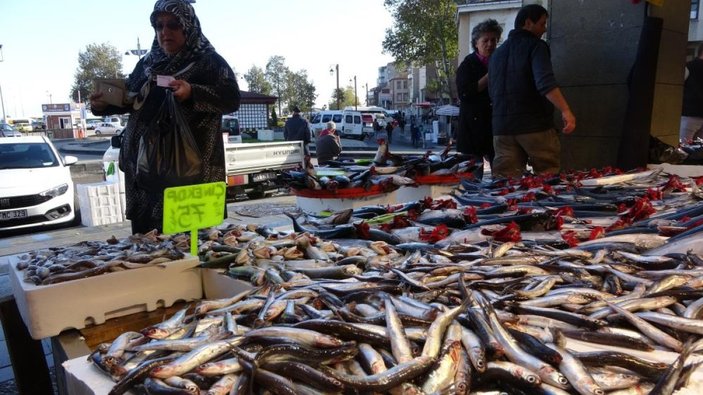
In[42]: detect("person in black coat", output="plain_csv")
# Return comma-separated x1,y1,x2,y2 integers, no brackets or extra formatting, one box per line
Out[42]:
456,19,503,170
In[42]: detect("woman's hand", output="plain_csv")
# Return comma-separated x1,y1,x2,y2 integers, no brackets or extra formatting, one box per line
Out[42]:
169,79,192,102
89,92,107,112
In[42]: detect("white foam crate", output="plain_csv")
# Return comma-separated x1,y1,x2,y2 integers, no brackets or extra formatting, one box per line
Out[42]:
62,335,703,395
396,184,456,203
77,181,123,227
257,129,274,141
8,255,202,339
202,268,254,300
295,190,397,215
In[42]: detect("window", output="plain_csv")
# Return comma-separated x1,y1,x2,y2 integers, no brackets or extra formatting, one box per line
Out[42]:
693,0,699,19
354,115,361,124
332,114,343,122
345,115,352,123
322,114,333,122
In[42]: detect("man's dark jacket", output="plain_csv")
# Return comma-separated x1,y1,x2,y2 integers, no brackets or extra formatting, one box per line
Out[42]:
284,114,310,143
488,29,558,135
683,58,703,117
456,52,493,158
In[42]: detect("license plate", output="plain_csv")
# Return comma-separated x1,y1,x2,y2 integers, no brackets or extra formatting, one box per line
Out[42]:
252,172,276,182
0,210,28,221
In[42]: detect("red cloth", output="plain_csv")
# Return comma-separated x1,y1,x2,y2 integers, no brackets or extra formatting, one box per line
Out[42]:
319,127,335,137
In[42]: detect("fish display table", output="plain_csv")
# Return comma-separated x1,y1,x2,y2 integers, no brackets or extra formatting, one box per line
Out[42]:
396,172,476,202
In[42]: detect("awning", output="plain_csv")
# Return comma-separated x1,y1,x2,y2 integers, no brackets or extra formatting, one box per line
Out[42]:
435,104,460,117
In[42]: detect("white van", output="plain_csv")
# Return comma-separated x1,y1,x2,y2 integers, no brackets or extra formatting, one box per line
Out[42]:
309,111,343,138
339,110,364,139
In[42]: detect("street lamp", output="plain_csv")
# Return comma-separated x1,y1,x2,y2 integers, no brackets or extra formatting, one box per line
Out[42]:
125,37,147,59
46,91,53,104
329,64,339,110
0,44,6,123
349,76,357,111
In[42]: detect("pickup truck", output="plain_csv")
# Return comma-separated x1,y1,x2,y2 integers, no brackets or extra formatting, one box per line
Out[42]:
103,135,304,200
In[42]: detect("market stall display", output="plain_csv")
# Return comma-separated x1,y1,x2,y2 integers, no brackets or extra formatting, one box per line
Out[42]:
62,167,703,394
8,232,202,339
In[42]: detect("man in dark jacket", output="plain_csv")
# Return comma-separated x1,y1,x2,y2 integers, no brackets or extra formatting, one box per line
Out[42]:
488,4,575,178
680,43,703,144
284,106,310,155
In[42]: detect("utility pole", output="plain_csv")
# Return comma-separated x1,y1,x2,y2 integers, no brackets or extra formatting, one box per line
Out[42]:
330,64,339,110
350,76,357,111
0,44,5,123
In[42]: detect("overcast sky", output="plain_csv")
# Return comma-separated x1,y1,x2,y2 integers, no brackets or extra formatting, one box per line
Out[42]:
0,0,396,118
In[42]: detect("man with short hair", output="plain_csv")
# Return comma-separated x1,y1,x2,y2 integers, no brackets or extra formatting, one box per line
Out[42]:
488,4,575,178
284,106,310,155
680,43,703,144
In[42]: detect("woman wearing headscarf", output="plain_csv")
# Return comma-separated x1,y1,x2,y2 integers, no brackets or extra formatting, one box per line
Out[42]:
90,0,240,234
456,19,503,177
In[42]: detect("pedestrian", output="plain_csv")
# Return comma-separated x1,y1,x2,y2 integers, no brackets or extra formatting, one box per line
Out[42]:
488,4,575,178
89,0,240,235
385,119,395,144
411,120,421,148
680,43,703,144
284,106,310,155
456,18,503,175
316,121,341,165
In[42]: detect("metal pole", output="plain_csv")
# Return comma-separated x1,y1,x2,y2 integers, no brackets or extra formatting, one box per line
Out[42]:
354,76,357,111
335,64,340,110
0,44,5,122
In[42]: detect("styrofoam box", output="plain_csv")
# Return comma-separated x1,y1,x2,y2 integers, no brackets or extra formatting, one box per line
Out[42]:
296,191,398,215
8,255,202,339
62,334,703,395
648,163,703,178
396,184,456,203
257,129,274,141
201,268,254,300
77,181,123,227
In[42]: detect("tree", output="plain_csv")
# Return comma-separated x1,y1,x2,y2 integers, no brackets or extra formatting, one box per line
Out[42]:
71,43,124,104
285,70,317,113
270,107,278,128
265,55,289,116
328,86,357,110
243,65,272,95
382,0,458,103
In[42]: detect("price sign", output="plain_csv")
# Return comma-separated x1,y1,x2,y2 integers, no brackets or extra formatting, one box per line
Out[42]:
163,182,226,255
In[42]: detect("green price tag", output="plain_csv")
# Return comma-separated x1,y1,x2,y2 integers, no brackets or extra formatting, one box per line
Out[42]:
163,182,226,233
163,182,226,255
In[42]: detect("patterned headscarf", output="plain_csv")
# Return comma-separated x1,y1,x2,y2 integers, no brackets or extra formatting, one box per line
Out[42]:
146,0,215,74
128,0,216,105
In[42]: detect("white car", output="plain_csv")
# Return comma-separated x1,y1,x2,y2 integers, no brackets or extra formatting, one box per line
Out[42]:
0,136,78,232
94,123,122,135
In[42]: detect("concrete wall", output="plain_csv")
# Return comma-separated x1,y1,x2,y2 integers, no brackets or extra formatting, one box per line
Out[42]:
550,0,689,170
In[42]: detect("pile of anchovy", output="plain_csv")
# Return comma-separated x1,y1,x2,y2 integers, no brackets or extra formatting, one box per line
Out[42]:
14,232,188,285
85,167,703,394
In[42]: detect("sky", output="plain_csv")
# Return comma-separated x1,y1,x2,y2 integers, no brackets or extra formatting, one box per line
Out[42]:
0,0,396,119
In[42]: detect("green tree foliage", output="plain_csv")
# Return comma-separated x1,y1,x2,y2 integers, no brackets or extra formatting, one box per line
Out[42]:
329,86,357,110
382,0,458,102
265,55,289,116
270,107,278,128
285,70,317,113
71,43,124,104
243,65,272,95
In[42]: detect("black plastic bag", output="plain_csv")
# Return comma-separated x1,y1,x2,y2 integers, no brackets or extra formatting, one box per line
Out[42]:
136,90,203,192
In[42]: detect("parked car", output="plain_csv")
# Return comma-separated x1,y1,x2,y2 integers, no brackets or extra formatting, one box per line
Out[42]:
94,123,122,135
0,123,22,137
0,136,78,232
32,120,46,130
86,120,101,130
11,118,33,132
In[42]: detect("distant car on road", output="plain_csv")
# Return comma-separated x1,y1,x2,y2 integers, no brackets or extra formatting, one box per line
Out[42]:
86,120,101,130
0,135,78,232
94,123,122,135
0,123,22,137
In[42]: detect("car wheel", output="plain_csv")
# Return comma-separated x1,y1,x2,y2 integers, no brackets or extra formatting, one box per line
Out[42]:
95,130,102,135
115,130,122,134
